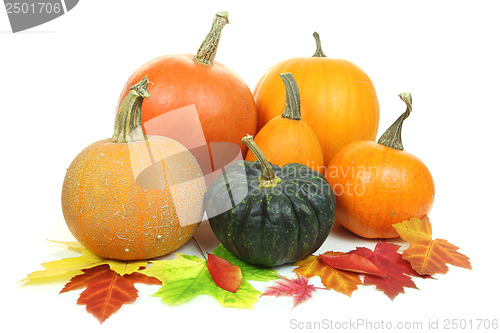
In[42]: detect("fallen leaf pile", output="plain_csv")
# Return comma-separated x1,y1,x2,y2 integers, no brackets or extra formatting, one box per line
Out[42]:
21,217,472,323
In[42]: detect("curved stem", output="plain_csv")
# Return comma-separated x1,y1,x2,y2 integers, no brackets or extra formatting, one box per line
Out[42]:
312,32,327,57
377,92,413,151
193,11,229,65
111,77,150,143
241,135,282,188
280,73,301,120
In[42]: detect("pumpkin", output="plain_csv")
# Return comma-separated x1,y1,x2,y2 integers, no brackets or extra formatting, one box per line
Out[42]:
117,11,257,155
325,93,434,239
205,135,335,267
245,73,324,174
253,32,379,164
61,77,205,260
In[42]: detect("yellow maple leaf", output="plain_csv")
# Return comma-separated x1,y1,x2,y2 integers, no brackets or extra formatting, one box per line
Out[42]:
21,241,149,284
393,217,472,275
293,252,362,297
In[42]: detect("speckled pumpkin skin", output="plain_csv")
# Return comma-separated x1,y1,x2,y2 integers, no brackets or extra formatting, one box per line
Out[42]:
61,136,205,260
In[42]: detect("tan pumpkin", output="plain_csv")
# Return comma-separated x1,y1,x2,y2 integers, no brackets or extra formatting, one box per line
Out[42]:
61,77,205,260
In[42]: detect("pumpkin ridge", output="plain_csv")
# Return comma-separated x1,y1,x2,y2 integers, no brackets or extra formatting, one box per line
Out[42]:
285,180,321,259
284,185,309,262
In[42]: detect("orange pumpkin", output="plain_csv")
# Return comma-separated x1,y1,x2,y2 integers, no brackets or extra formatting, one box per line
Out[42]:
245,73,324,174
325,93,434,238
61,77,205,260
117,11,256,155
253,32,379,164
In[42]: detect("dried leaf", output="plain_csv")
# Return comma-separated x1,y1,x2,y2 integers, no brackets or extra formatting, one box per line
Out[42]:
206,253,242,293
319,252,385,276
60,265,161,324
261,274,321,308
293,253,362,296
393,217,472,275
350,242,427,300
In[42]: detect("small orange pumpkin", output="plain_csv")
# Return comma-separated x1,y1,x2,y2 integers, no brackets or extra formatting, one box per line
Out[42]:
245,73,324,173
253,32,379,164
61,77,205,260
325,93,434,238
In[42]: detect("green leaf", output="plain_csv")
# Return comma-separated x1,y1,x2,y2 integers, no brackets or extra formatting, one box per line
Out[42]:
212,244,279,282
143,253,261,309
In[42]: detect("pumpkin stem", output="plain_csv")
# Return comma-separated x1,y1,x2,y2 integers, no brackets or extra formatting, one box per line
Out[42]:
111,77,150,143
241,135,282,188
193,11,229,65
312,32,327,57
280,73,301,120
377,92,413,151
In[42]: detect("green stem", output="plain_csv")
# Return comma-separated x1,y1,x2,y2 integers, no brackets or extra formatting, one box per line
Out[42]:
280,73,301,120
241,135,282,188
193,11,229,65
377,92,413,151
312,32,327,57
111,77,150,143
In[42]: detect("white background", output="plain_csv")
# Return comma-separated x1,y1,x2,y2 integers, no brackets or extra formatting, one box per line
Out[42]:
2,0,499,332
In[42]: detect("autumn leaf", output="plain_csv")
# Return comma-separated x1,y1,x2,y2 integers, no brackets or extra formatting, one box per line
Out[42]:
21,241,149,284
350,242,428,300
293,252,362,296
393,217,472,275
206,253,242,293
212,244,278,282
60,264,161,324
319,252,385,276
260,274,323,308
142,244,278,309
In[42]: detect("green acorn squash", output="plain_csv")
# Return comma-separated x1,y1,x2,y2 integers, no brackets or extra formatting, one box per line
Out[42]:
204,135,335,267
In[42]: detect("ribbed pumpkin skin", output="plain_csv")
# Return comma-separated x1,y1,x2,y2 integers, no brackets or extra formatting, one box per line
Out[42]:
118,55,257,154
205,160,335,267
326,141,434,238
254,57,379,163
61,136,205,260
245,117,324,174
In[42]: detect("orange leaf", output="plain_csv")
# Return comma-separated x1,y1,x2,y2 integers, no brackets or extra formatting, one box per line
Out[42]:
60,265,161,324
319,252,385,276
393,217,472,275
206,253,242,293
293,253,361,297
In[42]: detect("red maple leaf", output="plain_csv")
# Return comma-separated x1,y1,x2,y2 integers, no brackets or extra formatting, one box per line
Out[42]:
261,274,323,308
206,253,243,293
319,252,385,276
350,242,430,300
60,264,161,323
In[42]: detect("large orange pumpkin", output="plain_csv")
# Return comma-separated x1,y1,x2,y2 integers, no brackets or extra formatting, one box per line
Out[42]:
325,93,434,239
245,73,324,174
62,77,205,260
253,32,379,164
117,11,257,155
